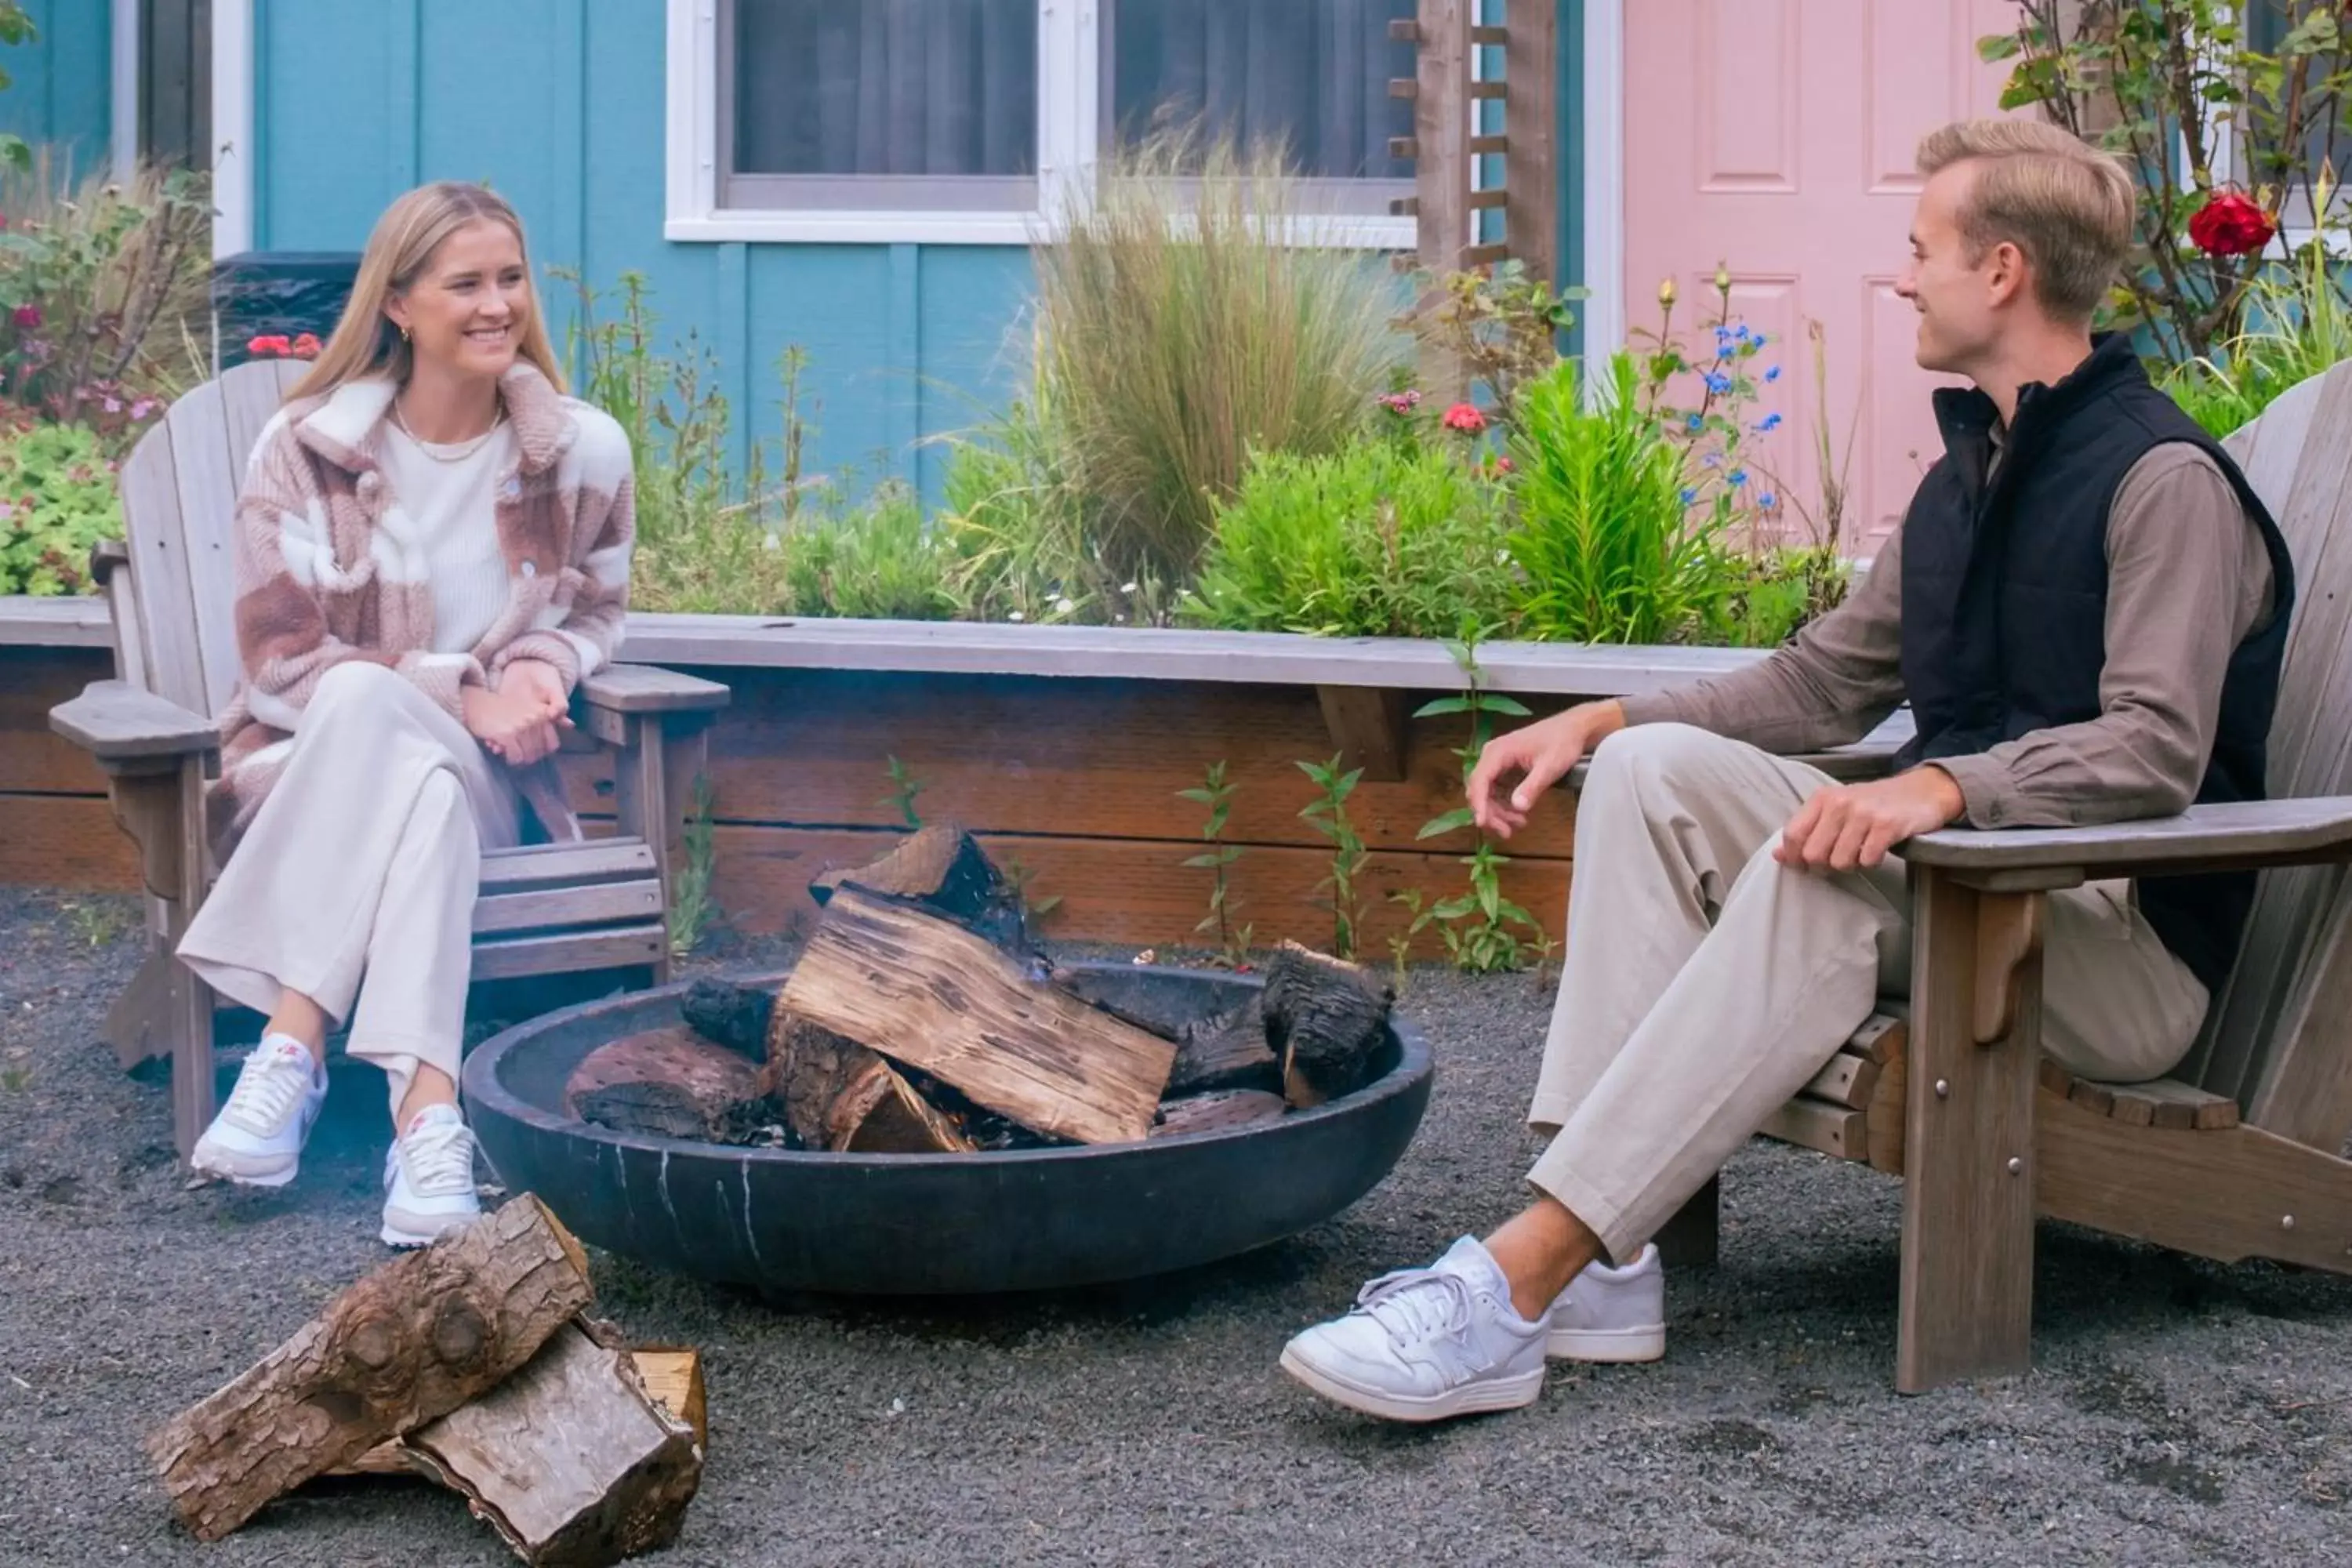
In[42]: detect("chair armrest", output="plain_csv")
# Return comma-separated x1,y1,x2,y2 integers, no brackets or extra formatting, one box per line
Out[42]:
50,680,218,764
1566,736,1903,791
579,663,731,716
89,537,129,585
1902,797,2352,884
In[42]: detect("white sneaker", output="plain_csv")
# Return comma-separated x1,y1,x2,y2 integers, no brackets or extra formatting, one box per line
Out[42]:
190,1034,328,1188
381,1104,483,1248
1279,1236,1548,1422
1546,1243,1666,1363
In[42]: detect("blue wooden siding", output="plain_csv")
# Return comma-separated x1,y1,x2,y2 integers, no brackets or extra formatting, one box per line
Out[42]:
0,0,112,169
249,0,1578,502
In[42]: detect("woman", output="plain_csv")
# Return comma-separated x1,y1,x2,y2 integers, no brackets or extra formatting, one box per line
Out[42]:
177,181,635,1247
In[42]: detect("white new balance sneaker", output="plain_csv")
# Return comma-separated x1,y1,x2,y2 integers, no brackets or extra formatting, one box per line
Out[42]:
1546,1243,1665,1363
189,1034,328,1188
1279,1236,1549,1422
381,1104,483,1248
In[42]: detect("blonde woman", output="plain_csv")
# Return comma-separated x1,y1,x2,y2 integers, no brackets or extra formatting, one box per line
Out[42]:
177,181,634,1247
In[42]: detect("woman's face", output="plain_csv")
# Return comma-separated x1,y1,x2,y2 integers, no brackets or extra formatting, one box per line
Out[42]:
384,218,531,382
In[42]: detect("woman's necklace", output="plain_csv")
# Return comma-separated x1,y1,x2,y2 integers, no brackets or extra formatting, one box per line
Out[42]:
391,394,506,463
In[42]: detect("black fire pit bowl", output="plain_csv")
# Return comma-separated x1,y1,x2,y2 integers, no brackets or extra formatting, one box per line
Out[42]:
461,964,1434,1297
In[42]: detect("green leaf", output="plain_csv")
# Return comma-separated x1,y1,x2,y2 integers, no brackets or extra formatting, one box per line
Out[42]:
1432,895,1479,920
1483,695,1534,717
1412,695,1474,717
1415,808,1477,839
1976,31,2022,62
1175,787,1215,804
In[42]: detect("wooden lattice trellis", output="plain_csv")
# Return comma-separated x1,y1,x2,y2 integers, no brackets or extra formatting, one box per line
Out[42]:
1388,0,1559,285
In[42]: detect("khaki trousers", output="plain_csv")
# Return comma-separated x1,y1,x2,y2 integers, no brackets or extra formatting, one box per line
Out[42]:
1526,724,2210,1264
177,662,522,1122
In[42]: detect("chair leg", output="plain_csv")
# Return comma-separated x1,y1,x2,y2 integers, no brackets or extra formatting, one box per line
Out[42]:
167,754,217,1157
1654,1174,1721,1268
615,712,713,987
1896,867,2044,1393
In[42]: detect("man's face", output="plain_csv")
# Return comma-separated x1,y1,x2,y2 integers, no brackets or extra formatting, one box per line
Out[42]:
1895,161,2005,375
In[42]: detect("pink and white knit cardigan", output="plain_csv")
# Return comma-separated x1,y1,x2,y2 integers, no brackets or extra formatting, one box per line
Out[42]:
209,361,634,859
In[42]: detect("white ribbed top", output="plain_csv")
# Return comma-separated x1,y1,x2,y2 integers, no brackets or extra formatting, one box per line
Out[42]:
380,422,517,655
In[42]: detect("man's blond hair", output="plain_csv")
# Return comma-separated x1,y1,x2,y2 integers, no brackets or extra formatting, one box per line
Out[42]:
1916,118,2135,323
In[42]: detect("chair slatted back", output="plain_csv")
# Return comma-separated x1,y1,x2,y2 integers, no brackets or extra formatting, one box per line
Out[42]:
2187,361,2352,1145
111,358,309,719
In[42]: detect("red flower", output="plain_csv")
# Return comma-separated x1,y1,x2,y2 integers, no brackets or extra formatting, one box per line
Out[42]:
11,303,38,330
291,332,322,358
246,334,296,358
1441,401,1487,434
2189,190,2277,258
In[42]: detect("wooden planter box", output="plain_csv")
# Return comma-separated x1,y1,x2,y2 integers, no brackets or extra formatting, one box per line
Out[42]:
0,599,1817,955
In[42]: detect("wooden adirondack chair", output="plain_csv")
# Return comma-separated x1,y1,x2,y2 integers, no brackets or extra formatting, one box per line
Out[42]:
45,358,730,1160
1632,360,2352,1393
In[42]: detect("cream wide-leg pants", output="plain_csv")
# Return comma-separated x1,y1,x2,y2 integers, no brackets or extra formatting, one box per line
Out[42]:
178,662,523,1122
1524,723,2212,1264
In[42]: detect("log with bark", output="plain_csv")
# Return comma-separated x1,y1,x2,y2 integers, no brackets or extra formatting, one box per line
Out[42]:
775,887,1178,1144
1261,942,1394,1108
679,977,774,1061
1167,993,1282,1097
564,1025,775,1145
1152,1088,1288,1138
810,822,1030,951
147,1196,594,1541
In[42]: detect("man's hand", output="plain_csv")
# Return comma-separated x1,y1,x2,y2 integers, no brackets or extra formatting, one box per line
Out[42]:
1776,767,1966,873
1468,701,1626,840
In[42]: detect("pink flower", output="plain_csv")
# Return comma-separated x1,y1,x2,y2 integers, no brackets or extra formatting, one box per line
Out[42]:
292,332,322,358
1442,401,1487,434
11,303,39,330
1377,389,1423,417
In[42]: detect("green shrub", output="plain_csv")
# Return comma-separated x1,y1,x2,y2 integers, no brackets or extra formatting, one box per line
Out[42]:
1187,438,1517,638
0,419,119,594
1695,543,1850,649
1507,354,1724,644
1031,129,1405,583
2160,242,2352,437
779,484,956,621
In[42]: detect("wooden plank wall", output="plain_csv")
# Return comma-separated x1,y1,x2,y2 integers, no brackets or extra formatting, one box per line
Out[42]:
0,650,1577,956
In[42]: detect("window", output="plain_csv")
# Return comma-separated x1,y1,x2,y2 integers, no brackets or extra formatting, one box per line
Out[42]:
666,0,1416,246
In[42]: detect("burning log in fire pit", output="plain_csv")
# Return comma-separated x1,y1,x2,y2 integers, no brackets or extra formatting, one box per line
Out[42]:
564,826,1395,1152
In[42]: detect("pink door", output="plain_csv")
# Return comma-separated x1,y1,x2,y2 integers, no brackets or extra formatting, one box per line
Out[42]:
1621,0,2021,554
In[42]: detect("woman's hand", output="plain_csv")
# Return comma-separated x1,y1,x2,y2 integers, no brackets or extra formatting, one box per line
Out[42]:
497,657,572,720
463,681,564,766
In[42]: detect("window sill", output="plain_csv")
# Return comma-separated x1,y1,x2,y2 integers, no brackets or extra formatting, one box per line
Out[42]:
665,209,1418,249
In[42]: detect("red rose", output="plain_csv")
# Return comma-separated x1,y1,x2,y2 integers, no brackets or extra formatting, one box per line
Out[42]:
1441,401,1487,434
292,332,322,358
2189,190,2277,258
11,303,38,330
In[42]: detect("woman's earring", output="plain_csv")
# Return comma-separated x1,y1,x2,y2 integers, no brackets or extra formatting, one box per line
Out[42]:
399,324,412,344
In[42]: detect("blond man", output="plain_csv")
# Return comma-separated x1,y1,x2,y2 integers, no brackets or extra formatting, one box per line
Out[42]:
1280,118,2294,1422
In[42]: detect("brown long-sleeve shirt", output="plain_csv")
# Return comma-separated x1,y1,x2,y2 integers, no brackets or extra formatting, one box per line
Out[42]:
1618,443,2278,829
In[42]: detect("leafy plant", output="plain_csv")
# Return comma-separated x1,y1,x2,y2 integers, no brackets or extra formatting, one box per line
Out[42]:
1508,354,1725,644
0,417,121,594
879,755,926,829
1386,888,1437,993
1980,1,2347,358
779,483,957,622
667,774,721,960
1178,761,1252,964
1000,854,1062,924
1406,259,1580,430
1411,636,1545,973
1187,437,1518,638
0,155,211,437
2161,234,2352,435
0,3,35,170
1297,753,1370,960
1029,126,1404,583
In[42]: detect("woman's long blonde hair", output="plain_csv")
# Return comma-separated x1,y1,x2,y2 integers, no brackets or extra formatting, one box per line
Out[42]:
288,180,567,401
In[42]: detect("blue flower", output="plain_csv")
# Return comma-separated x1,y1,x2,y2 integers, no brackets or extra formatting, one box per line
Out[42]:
1757,412,1784,433
1759,492,1778,508
1680,487,1698,506
1715,324,1733,345
1733,324,1753,345
1704,372,1733,396
1728,468,1748,487
1686,412,1704,431
1763,365,1782,383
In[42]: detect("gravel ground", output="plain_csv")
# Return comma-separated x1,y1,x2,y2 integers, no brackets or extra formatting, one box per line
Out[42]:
5,886,2352,1567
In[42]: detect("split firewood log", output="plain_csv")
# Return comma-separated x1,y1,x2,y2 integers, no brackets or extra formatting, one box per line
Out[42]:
1261,942,1394,1108
810,822,1030,951
1167,993,1282,1097
332,1347,707,1476
398,1319,701,1567
1150,1088,1288,1138
779,887,1176,1144
757,1010,881,1149
564,1025,775,1144
825,1058,978,1152
679,976,775,1060
146,1196,593,1541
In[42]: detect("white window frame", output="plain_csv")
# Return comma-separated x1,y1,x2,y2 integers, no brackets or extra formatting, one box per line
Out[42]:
663,0,1413,249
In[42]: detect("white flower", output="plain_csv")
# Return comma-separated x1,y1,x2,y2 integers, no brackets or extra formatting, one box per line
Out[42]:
1054,595,1076,615
1121,581,1138,594
1008,611,1025,622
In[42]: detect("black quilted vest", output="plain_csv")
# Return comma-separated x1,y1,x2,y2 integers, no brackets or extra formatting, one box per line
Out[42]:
1893,334,2295,993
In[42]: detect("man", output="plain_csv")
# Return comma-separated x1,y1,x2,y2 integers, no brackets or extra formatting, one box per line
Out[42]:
1279,118,2295,1423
